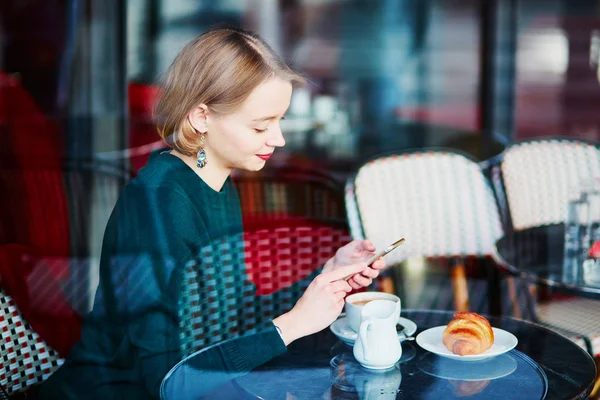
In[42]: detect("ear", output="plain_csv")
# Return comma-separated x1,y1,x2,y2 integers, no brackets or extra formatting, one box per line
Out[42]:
187,104,209,134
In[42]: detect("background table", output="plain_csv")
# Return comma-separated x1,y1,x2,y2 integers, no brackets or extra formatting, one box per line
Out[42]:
493,224,600,300
161,310,597,400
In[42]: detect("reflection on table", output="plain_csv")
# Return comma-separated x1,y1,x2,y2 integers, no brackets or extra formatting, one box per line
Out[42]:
161,310,596,400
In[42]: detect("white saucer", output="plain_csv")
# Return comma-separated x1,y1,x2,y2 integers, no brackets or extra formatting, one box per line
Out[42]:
416,326,518,362
330,314,417,346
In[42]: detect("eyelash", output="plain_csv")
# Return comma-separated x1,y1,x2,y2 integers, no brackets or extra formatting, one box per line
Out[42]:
254,117,284,134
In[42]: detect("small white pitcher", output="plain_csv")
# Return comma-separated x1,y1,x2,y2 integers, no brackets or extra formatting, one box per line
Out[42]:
353,299,402,369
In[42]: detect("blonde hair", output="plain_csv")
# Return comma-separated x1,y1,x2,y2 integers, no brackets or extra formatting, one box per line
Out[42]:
154,27,305,156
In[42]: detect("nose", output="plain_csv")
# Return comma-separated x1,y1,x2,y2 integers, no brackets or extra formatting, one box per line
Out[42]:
265,124,286,148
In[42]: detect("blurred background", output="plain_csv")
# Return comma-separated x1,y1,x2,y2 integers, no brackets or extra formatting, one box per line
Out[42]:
1,0,600,395
4,0,600,169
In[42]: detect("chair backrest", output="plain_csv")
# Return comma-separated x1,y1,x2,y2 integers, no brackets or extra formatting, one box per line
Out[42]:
0,288,63,396
500,139,600,230
234,165,347,223
344,178,365,240
243,218,351,297
352,152,503,263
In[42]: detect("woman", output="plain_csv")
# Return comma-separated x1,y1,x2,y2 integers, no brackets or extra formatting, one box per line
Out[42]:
41,27,384,399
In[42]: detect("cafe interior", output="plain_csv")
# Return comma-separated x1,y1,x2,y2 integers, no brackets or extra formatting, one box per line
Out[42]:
1,0,600,399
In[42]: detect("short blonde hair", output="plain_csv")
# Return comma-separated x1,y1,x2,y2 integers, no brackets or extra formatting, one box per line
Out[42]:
154,27,305,156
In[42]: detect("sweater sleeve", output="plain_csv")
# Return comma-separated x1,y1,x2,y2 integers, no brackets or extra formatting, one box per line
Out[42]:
159,325,286,399
101,186,287,398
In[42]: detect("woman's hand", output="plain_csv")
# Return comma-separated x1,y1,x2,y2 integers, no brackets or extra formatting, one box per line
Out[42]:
323,240,386,290
273,262,366,345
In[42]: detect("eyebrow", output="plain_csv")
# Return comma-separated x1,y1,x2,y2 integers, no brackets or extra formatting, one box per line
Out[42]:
251,116,276,122
251,115,285,122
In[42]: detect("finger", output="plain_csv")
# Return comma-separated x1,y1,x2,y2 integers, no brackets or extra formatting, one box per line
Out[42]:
348,278,361,290
353,274,373,288
334,291,347,301
323,262,367,282
330,280,352,293
360,267,379,279
371,259,386,270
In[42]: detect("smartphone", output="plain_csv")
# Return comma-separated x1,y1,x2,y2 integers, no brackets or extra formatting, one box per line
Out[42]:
344,238,406,281
365,238,406,266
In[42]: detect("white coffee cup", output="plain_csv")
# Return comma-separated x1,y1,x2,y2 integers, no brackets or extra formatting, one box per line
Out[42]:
345,292,401,332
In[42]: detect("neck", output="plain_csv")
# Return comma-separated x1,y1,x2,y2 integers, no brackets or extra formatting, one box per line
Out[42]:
170,149,230,192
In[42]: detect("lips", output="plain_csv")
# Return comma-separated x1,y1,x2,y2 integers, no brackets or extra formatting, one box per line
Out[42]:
256,153,273,161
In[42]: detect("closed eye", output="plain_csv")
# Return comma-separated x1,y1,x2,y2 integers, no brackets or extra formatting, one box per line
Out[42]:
254,128,268,133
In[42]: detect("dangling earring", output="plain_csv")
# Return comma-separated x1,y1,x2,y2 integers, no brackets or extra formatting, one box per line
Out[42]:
196,133,207,169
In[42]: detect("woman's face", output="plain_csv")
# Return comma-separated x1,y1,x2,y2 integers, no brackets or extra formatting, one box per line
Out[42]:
206,77,292,172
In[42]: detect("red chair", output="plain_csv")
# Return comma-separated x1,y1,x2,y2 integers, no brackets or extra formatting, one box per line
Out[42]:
0,72,82,358
235,165,368,301
0,72,67,256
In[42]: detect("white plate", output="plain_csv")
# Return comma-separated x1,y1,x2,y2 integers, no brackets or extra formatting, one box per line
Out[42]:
419,352,518,380
330,314,417,346
416,326,518,362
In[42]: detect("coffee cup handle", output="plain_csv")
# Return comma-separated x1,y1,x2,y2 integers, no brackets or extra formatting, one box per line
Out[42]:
359,319,372,361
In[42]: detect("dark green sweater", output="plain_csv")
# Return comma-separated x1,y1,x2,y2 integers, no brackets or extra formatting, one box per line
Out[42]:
41,150,317,399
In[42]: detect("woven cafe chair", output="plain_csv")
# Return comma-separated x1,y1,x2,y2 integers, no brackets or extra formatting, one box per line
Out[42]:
0,72,127,396
500,138,600,231
0,287,64,398
235,165,353,299
349,151,506,313
243,218,351,297
495,138,600,358
0,71,131,358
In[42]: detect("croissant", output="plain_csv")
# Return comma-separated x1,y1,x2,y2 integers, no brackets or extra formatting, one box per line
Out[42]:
443,312,494,356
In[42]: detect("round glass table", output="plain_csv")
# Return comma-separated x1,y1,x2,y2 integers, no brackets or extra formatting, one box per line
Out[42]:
161,310,596,400
493,224,600,299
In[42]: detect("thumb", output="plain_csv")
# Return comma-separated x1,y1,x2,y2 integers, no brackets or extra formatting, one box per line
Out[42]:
323,261,367,282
